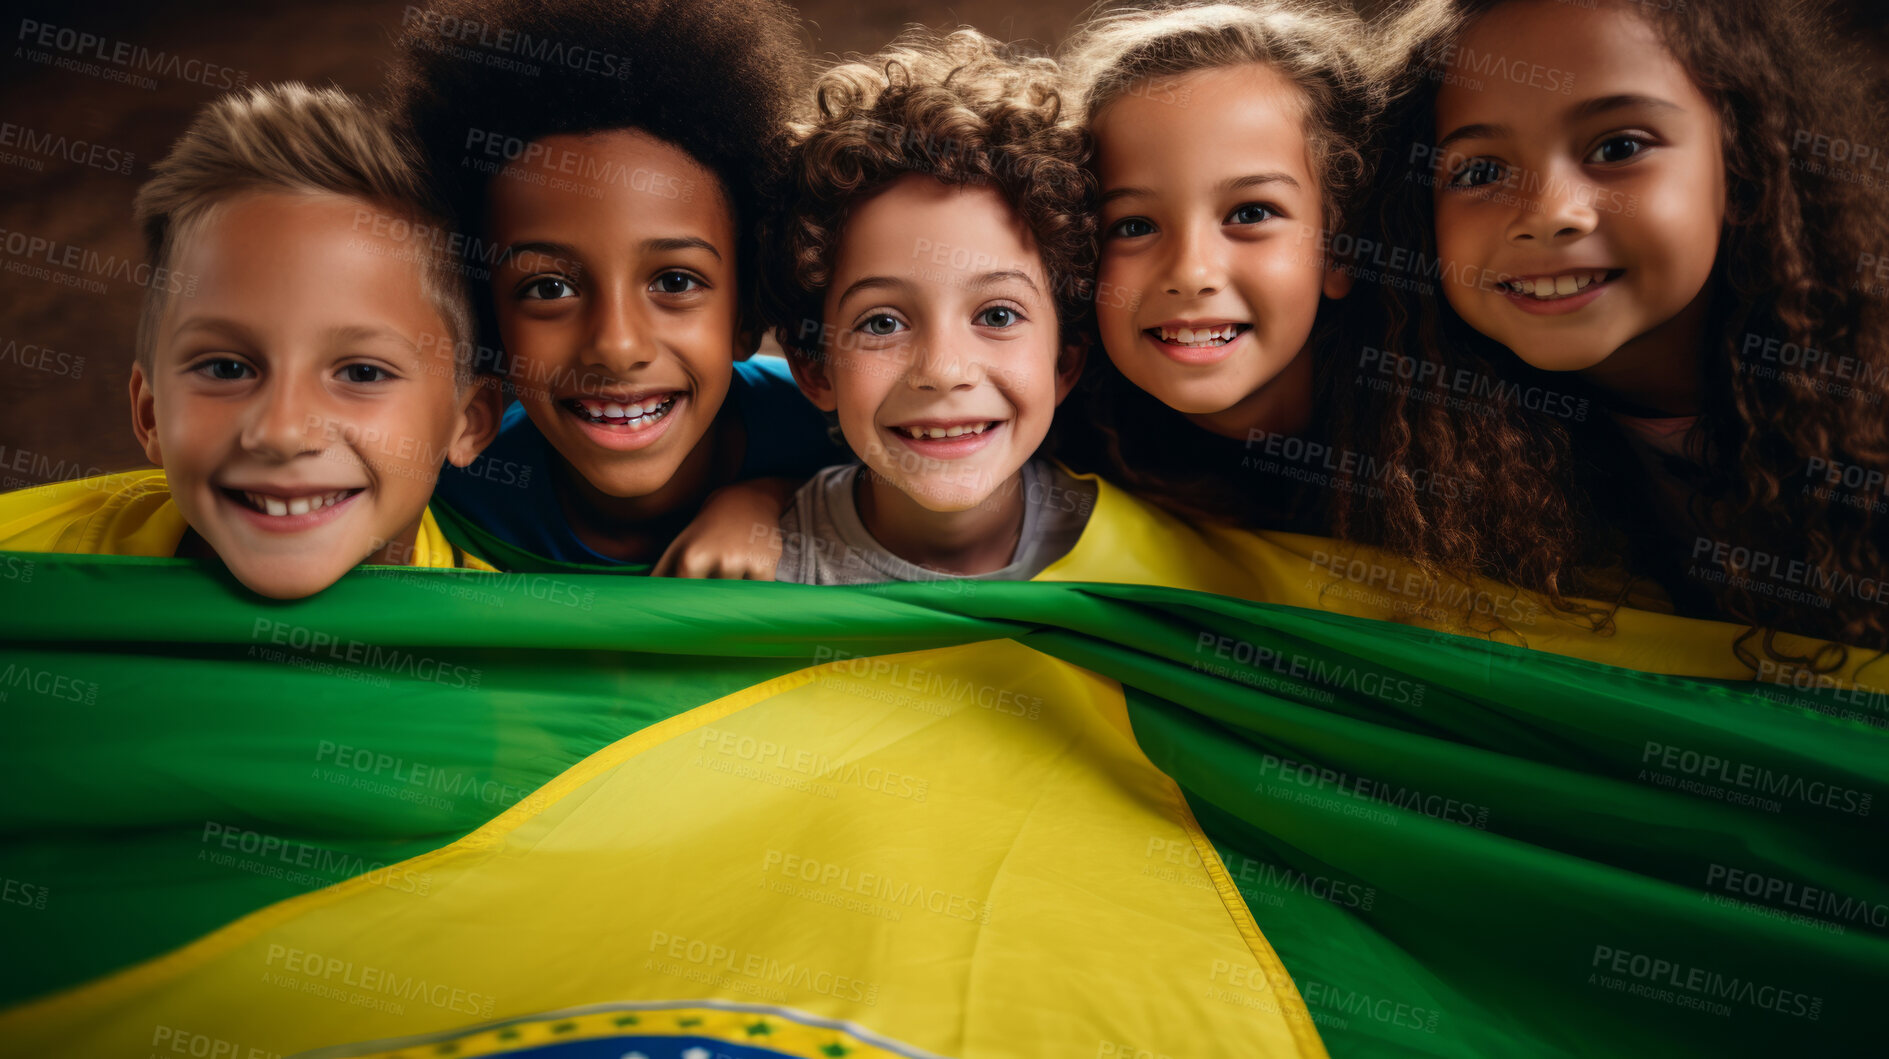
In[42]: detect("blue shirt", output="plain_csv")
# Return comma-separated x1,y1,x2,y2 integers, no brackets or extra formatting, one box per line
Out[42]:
434,356,842,565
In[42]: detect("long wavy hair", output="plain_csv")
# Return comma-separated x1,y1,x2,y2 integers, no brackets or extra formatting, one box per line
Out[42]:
1357,0,1889,663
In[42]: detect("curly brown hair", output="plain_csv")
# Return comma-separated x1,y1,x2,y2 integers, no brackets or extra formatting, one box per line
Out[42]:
762,29,1095,358
1356,0,1889,663
1054,0,1395,529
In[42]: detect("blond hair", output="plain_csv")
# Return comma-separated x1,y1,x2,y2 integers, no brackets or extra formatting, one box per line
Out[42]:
1061,0,1388,237
133,82,474,386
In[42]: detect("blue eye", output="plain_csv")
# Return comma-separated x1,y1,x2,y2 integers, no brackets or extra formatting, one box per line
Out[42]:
651,270,703,295
520,276,576,300
1106,217,1155,239
1227,203,1275,225
975,305,1024,328
195,357,253,381
341,363,394,384
1587,136,1648,165
860,314,905,337
1448,158,1508,189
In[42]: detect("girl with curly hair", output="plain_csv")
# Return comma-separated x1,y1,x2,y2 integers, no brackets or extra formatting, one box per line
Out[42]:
1056,0,1395,532
1360,0,1889,664
761,29,1096,584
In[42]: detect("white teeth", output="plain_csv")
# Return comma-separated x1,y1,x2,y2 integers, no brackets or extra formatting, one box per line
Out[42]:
572,395,674,426
238,489,354,515
1509,271,1611,299
1158,324,1241,345
900,422,994,439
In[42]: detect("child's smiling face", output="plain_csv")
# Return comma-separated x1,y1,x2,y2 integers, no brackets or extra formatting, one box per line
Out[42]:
1431,0,1726,380
131,192,495,599
487,129,738,501
1093,63,1346,434
793,174,1080,512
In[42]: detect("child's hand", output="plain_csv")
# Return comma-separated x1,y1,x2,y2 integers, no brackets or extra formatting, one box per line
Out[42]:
652,478,796,580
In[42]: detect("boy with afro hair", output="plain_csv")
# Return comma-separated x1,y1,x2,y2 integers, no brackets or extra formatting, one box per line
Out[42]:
391,0,839,574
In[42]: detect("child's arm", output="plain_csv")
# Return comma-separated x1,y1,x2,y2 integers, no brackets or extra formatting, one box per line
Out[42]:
651,478,795,580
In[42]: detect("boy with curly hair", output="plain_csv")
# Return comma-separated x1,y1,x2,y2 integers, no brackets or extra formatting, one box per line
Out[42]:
763,29,1096,585
391,0,839,574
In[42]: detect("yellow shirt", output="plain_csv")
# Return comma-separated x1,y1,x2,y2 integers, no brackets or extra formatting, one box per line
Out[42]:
1039,471,1865,687
0,469,495,572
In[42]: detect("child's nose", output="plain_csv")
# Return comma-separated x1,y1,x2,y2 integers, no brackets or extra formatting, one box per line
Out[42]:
584,290,658,376
239,379,324,460
908,331,983,391
1507,162,1600,243
1160,225,1226,297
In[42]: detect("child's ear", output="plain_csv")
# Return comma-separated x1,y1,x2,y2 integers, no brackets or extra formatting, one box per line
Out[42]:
1052,338,1088,407
786,350,839,412
1322,257,1354,300
129,362,162,466
733,318,764,360
445,376,505,468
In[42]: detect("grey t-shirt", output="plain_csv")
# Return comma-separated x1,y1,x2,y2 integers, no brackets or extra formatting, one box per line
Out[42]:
777,460,1097,585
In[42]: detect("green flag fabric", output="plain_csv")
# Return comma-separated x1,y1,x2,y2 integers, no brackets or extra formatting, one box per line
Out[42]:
0,552,1883,1057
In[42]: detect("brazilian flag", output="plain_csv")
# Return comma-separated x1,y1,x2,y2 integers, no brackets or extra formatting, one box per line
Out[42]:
0,516,1884,1056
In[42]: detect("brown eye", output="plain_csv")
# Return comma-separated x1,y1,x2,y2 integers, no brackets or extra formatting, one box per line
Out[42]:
341,364,392,384
1588,136,1648,165
651,271,703,294
1107,217,1155,239
1226,203,1275,225
1448,158,1507,189
520,276,576,300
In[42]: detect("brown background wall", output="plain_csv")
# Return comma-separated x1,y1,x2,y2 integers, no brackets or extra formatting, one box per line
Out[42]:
2,0,1884,488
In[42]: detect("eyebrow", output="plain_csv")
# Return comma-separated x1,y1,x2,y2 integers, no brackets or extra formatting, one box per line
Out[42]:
1101,172,1301,207
1222,171,1302,193
1438,94,1684,151
1570,93,1682,121
498,240,578,267
327,323,418,354
643,236,722,260
499,236,722,269
835,275,912,306
166,318,417,354
1099,185,1155,208
966,269,1041,293
836,269,1041,307
169,314,259,344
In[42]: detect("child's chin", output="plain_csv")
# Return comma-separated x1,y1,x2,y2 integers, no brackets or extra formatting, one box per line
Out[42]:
1508,335,1620,375
225,557,354,600
905,483,999,514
